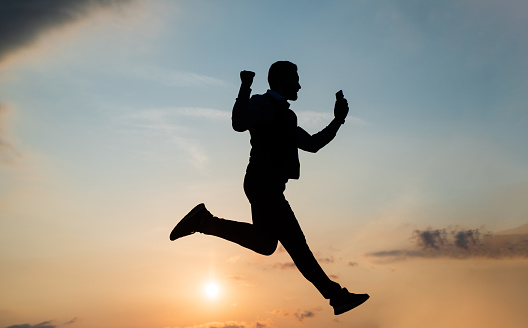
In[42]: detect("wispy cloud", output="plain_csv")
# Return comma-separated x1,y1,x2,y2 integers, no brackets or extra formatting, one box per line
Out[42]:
116,106,230,169
296,111,365,128
175,320,273,328
272,261,296,270
3,318,77,328
0,103,21,166
269,253,339,271
121,107,230,123
131,65,230,88
271,307,322,323
174,107,230,121
171,136,208,169
226,274,254,287
367,225,528,262
5,321,56,328
0,0,135,64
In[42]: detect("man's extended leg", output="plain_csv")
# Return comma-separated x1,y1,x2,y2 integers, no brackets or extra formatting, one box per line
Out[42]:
243,174,342,299
252,196,342,299
251,196,370,314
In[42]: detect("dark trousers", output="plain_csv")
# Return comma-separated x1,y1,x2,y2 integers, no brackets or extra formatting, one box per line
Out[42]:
201,172,341,299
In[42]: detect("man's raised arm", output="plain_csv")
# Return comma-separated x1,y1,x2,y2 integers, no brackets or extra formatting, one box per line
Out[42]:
232,70,257,132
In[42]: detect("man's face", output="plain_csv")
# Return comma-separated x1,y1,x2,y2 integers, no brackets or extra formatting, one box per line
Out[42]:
280,72,301,101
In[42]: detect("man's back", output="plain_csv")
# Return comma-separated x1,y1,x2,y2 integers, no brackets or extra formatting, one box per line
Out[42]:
245,93,300,180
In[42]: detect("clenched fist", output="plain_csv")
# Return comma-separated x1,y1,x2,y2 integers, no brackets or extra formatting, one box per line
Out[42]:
240,70,255,87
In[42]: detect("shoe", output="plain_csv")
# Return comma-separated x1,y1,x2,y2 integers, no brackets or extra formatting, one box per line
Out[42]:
170,203,212,241
330,288,369,315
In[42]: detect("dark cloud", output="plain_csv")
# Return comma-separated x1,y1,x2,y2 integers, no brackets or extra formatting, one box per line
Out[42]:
454,229,479,249
413,229,446,249
294,310,316,322
0,0,134,63
5,321,56,328
271,307,321,323
0,1,135,164
63,318,77,325
367,225,528,261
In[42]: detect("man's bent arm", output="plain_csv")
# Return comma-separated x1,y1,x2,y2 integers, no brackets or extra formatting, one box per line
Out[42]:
297,118,343,153
232,84,255,132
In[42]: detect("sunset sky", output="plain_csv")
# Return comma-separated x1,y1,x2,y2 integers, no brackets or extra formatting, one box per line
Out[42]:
1,1,528,327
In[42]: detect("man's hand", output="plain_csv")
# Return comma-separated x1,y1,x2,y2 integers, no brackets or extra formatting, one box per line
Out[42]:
240,70,255,87
334,90,349,123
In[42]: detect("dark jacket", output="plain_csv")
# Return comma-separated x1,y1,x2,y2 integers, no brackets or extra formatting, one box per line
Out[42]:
232,87,342,180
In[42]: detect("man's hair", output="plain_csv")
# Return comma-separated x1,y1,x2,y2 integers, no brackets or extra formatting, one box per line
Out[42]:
268,61,297,88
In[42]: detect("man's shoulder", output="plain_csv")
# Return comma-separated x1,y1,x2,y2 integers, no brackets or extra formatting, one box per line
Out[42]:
250,93,273,105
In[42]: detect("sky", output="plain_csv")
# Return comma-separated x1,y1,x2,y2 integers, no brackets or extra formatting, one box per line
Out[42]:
1,0,528,327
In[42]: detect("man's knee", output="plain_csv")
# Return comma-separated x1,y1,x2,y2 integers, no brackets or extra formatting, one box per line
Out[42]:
257,240,278,256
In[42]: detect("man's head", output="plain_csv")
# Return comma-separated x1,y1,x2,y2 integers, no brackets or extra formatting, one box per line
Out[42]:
268,61,301,101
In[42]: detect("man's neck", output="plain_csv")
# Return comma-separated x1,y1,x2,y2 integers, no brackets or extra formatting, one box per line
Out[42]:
266,89,284,101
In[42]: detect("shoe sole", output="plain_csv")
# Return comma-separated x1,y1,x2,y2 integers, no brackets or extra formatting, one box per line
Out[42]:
170,203,206,241
333,294,370,315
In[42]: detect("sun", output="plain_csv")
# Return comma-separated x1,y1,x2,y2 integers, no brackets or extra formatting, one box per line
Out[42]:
203,281,220,299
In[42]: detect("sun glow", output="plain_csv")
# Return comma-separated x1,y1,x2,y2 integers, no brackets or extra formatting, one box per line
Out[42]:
204,281,220,299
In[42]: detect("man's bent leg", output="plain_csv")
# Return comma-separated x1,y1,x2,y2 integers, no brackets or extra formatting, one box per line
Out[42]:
200,216,278,256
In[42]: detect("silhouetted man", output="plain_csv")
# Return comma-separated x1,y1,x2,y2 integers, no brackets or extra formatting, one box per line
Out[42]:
170,61,369,315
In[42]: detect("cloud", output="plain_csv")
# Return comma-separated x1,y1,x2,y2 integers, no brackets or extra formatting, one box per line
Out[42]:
178,320,272,328
269,253,337,270
0,0,135,63
272,261,296,270
63,318,77,325
120,107,230,126
131,65,229,88
5,321,56,328
116,106,231,169
316,255,335,264
413,229,447,250
0,103,21,166
227,255,240,264
367,225,528,262
171,136,208,169
226,274,253,287
271,307,321,323
174,107,230,121
296,111,365,128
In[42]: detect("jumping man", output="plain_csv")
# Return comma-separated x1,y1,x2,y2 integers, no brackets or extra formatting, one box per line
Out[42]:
170,61,369,315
